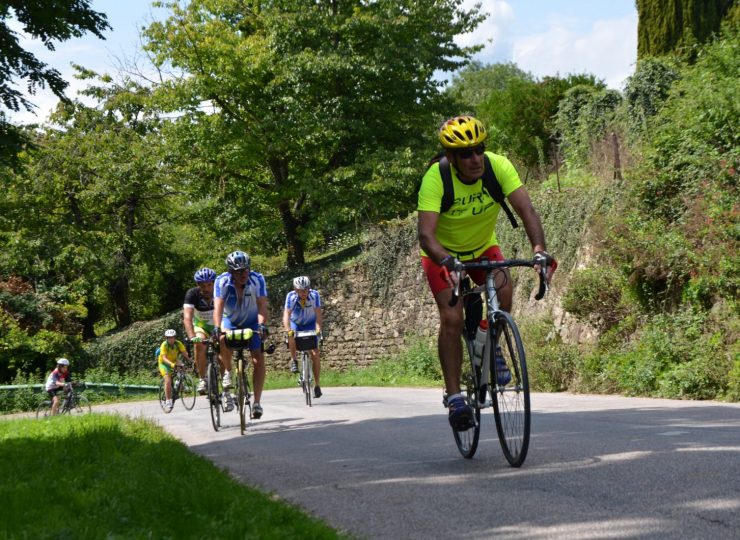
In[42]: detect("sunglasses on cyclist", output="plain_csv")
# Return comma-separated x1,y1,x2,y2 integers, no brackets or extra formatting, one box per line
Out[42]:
455,145,485,159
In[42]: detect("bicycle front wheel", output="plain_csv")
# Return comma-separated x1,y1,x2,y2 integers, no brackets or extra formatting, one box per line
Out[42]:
237,357,250,435
36,400,53,419
207,362,222,431
180,374,197,411
158,379,170,413
490,311,530,467
69,394,91,415
302,353,312,407
452,368,482,459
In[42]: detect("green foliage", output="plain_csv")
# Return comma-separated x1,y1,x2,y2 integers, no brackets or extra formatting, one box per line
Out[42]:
519,316,580,392
447,61,533,110
144,0,486,267
478,72,605,174
591,309,735,399
637,0,734,59
553,85,622,167
83,311,184,375
562,266,632,332
623,57,680,134
349,335,442,387
0,0,110,166
360,216,417,301
0,415,343,539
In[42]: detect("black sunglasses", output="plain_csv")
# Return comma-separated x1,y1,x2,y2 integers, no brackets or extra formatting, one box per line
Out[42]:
456,144,485,159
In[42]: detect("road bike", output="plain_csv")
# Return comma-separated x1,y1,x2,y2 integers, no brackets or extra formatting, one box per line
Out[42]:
222,328,255,435
202,333,228,432
158,363,196,413
36,382,91,418
294,330,320,406
447,257,548,466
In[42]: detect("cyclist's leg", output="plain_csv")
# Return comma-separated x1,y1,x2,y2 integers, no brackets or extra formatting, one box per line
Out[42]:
50,390,61,415
218,336,233,387
251,348,266,405
311,348,321,386
288,322,299,369
193,327,209,379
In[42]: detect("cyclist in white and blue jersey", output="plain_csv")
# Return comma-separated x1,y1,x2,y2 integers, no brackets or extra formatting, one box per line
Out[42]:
283,276,323,398
212,250,269,418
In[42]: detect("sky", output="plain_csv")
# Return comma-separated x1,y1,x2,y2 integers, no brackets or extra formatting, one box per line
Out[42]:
7,0,638,125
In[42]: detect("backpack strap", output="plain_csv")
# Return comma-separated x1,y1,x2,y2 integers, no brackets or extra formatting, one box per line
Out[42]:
438,156,454,213
482,155,518,229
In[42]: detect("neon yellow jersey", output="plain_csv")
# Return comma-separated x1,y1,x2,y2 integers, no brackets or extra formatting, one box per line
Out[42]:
417,152,522,259
158,340,186,365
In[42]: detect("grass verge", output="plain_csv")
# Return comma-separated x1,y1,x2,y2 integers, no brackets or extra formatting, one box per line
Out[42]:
0,414,348,539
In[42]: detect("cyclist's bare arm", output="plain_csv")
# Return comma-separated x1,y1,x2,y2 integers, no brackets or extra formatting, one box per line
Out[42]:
257,296,268,326
183,305,197,340
315,306,323,335
506,187,546,254
282,308,291,334
417,210,451,264
213,296,225,330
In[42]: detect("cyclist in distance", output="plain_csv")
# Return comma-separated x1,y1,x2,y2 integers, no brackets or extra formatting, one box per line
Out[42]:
283,275,324,398
417,115,557,432
212,250,269,419
183,267,217,394
44,358,72,415
158,329,192,412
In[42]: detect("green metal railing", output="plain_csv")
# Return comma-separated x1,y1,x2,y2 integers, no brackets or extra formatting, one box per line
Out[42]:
0,382,158,396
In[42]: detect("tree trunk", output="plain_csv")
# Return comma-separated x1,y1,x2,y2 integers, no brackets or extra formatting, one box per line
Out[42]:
278,200,305,267
269,156,305,267
81,296,100,340
611,132,623,180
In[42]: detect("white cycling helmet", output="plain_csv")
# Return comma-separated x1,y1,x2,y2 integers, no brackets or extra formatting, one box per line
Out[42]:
164,329,177,338
293,276,310,289
57,358,70,366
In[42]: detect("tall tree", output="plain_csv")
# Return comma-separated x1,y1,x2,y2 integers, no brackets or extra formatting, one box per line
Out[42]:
1,75,188,331
637,0,735,58
144,0,484,266
0,0,110,166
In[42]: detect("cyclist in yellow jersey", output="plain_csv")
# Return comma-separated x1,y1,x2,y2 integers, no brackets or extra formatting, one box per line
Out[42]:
417,115,557,431
158,328,192,412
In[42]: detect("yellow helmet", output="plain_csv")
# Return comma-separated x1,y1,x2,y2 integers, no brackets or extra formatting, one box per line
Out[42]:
438,116,487,149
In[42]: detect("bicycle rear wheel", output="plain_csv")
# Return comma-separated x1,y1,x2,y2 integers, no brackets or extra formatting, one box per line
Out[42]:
180,374,197,411
452,366,482,458
207,362,222,431
302,352,312,407
36,400,52,418
490,311,530,467
69,394,91,415
158,379,170,413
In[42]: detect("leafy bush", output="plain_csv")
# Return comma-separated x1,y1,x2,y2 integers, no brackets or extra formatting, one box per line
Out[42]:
562,266,632,331
520,317,580,392
83,311,183,375
623,57,680,134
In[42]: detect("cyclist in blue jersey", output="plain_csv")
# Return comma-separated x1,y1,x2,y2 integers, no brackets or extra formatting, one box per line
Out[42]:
283,276,323,398
212,250,269,418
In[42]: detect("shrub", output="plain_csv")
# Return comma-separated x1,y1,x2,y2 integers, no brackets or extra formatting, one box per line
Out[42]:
562,266,632,332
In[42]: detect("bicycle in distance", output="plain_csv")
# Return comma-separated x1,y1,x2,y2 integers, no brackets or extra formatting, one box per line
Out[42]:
36,382,91,418
446,256,548,466
158,363,197,413
294,330,321,406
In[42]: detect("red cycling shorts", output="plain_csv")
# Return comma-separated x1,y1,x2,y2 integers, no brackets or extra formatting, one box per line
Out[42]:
422,245,504,296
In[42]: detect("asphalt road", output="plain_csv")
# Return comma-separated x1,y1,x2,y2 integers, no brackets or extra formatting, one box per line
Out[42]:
96,388,740,540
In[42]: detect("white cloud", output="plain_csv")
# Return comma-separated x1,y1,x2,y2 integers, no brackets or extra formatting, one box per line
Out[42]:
456,0,514,52
512,13,637,89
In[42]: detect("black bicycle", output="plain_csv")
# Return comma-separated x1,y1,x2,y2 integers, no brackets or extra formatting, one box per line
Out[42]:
36,382,91,418
294,330,320,406
158,363,196,413
448,257,548,466
222,328,255,435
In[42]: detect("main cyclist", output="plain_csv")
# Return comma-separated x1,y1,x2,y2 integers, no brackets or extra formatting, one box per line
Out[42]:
44,358,72,416
417,115,557,432
212,250,269,419
158,329,192,412
283,275,324,398
183,267,217,394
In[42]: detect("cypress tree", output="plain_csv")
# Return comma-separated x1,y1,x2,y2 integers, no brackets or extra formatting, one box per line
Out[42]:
637,0,736,58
